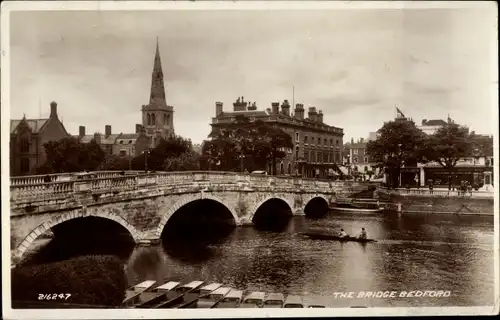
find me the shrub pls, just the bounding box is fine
[12,255,127,307]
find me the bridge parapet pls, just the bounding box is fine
[10,171,373,204]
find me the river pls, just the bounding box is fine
[25,212,495,308]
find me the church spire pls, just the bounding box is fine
[149,37,167,108]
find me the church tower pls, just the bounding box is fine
[141,38,175,146]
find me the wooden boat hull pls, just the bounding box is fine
[331,206,382,213]
[302,233,376,242]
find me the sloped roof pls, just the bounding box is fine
[11,119,49,134]
[77,133,121,145]
[116,133,141,144]
[422,119,447,126]
[218,110,268,118]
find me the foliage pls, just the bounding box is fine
[366,120,427,187]
[131,135,194,171]
[424,122,473,169]
[98,154,133,171]
[471,134,493,158]
[37,137,105,174]
[202,119,293,174]
[423,122,474,188]
[164,150,200,171]
[12,255,127,307]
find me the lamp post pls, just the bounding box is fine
[239,153,246,173]
[143,149,150,172]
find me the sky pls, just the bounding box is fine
[8,5,498,144]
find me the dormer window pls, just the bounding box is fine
[128,140,133,144]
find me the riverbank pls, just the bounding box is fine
[377,189,495,215]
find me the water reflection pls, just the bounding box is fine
[24,212,494,307]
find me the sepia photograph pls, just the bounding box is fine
[1,1,498,319]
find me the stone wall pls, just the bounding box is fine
[378,189,494,215]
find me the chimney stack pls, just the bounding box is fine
[271,102,280,115]
[79,126,86,137]
[215,101,223,117]
[308,107,318,121]
[281,100,290,116]
[247,101,257,111]
[233,96,248,112]
[266,107,272,114]
[317,110,324,123]
[50,101,58,118]
[94,132,101,144]
[294,103,304,119]
[105,125,112,137]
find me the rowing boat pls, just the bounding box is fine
[134,281,180,308]
[122,280,157,306]
[302,232,376,242]
[153,280,204,308]
[178,282,223,308]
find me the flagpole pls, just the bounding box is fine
[293,86,295,108]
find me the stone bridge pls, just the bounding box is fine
[10,171,377,262]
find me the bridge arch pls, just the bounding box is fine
[249,196,294,219]
[155,193,238,238]
[304,195,330,217]
[14,210,140,262]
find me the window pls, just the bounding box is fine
[295,132,299,142]
[324,138,327,146]
[364,157,368,163]
[20,138,29,153]
[353,149,358,155]
[164,114,167,125]
[364,166,368,172]
[280,162,284,174]
[311,137,315,145]
[21,158,30,173]
[119,140,124,144]
[304,136,308,144]
[288,163,291,174]
[353,156,358,163]
[295,146,299,159]
[147,113,151,125]
[317,151,321,163]
[151,114,156,125]
[311,152,315,162]
[304,151,309,162]
[324,153,328,163]
[336,139,339,146]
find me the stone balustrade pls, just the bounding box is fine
[9,171,363,204]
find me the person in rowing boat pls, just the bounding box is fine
[338,229,349,238]
[357,228,367,240]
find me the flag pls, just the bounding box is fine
[396,107,405,118]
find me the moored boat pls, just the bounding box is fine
[195,287,232,308]
[215,289,244,308]
[153,280,204,308]
[331,203,383,213]
[134,281,180,308]
[122,280,157,306]
[302,232,376,242]
[283,295,304,308]
[263,293,285,308]
[308,304,326,308]
[178,282,223,308]
[240,291,265,308]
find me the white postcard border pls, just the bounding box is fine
[1,1,498,319]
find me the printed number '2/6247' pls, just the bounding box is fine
[38,293,72,300]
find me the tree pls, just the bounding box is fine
[131,135,193,171]
[37,137,105,174]
[366,119,427,188]
[203,119,293,174]
[424,122,474,189]
[98,154,133,171]
[164,150,200,171]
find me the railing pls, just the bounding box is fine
[10,171,147,186]
[377,187,494,199]
[9,171,367,203]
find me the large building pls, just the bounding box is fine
[76,39,174,155]
[209,97,344,178]
[343,134,381,179]
[392,109,494,189]
[10,101,70,176]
